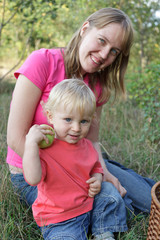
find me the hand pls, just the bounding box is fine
[26,124,54,146]
[86,176,102,198]
[103,169,127,197]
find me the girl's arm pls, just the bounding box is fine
[86,106,127,197]
[7,74,42,158]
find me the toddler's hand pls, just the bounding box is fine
[26,124,53,146]
[86,175,102,198]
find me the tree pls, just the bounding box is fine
[120,0,160,70]
[0,0,160,81]
[0,0,58,81]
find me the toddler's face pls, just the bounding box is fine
[49,105,93,144]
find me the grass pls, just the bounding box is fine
[100,100,159,181]
[0,80,159,239]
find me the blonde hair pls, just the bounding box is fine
[43,79,96,119]
[64,8,134,103]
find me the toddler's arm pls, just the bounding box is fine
[86,173,102,198]
[23,124,53,185]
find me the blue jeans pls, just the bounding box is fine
[10,173,37,206]
[91,182,127,234]
[40,212,91,240]
[40,182,127,239]
[102,153,156,216]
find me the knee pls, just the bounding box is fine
[94,182,125,209]
[100,182,122,200]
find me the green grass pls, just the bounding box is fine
[100,100,159,181]
[0,81,159,239]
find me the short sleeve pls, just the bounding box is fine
[14,49,50,91]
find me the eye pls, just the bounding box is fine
[110,48,119,56]
[81,119,89,124]
[98,38,105,45]
[65,118,72,122]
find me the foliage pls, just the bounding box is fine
[0,0,58,51]
[123,0,160,70]
[0,0,160,72]
[127,63,160,144]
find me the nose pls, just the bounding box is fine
[100,46,110,60]
[72,122,80,132]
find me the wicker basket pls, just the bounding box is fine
[147,181,160,240]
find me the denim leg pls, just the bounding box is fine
[40,212,91,240]
[10,173,37,206]
[91,182,128,236]
[103,155,156,215]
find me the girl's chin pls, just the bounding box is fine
[81,67,98,74]
[81,62,99,74]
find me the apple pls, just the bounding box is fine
[39,124,55,149]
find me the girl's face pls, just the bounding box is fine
[79,22,124,75]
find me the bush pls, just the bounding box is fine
[127,63,160,144]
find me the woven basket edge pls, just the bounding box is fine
[151,181,160,209]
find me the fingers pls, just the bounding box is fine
[103,172,127,197]
[114,180,127,197]
[88,191,96,198]
[27,124,51,145]
[88,187,100,198]
[39,124,54,135]
[86,177,101,189]
[31,124,53,137]
[87,177,101,198]
[86,176,96,184]
[119,186,127,197]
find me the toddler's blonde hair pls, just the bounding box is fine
[43,79,96,120]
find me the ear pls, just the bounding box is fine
[46,111,53,124]
[80,21,90,36]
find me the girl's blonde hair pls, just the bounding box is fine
[43,79,96,119]
[64,8,134,103]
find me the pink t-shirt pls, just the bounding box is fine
[7,48,105,168]
[30,138,103,226]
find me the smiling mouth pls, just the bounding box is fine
[69,134,79,138]
[90,55,101,65]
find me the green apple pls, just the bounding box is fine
[39,124,55,149]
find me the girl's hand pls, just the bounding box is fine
[103,170,127,197]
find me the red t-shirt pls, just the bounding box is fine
[32,138,103,227]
